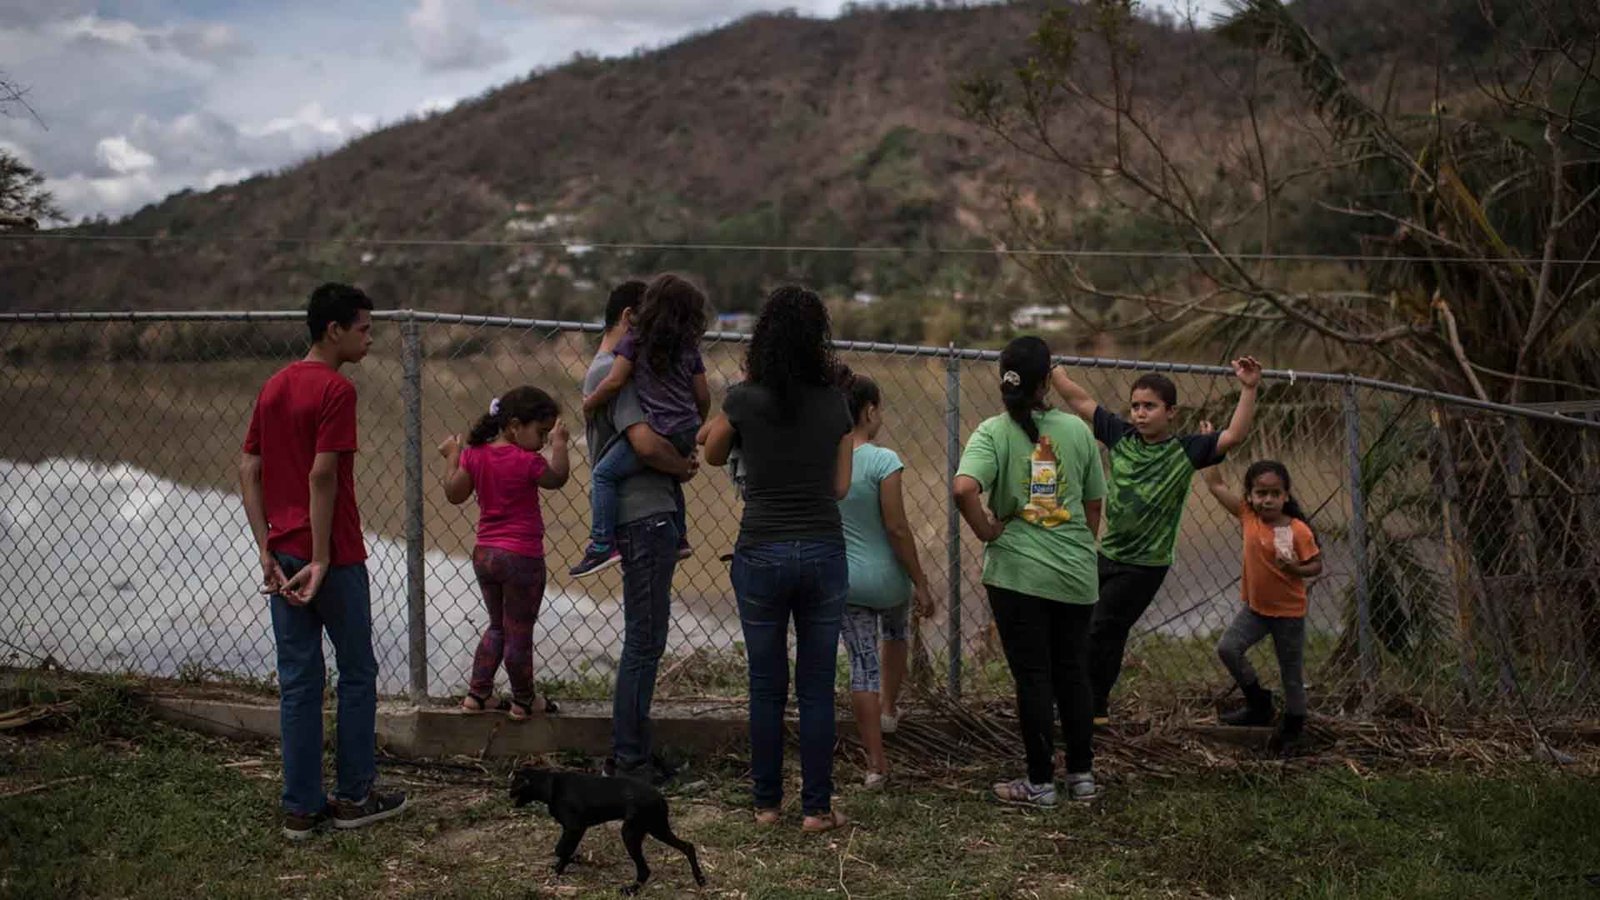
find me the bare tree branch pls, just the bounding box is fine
[1433,292,1491,402]
[1511,118,1568,402]
[0,73,46,130]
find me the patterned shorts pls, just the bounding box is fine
[840,603,910,693]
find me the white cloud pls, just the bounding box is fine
[60,15,145,49]
[4,103,379,218]
[0,138,32,166]
[201,168,252,190]
[245,102,347,140]
[415,96,458,117]
[407,0,508,72]
[49,170,165,218]
[59,15,248,65]
[95,136,156,175]
[167,22,249,64]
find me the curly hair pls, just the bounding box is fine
[633,273,708,376]
[467,385,560,446]
[746,285,838,413]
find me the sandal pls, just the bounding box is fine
[801,810,850,833]
[754,808,781,827]
[508,696,559,721]
[460,693,510,713]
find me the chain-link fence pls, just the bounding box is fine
[2,309,1597,721]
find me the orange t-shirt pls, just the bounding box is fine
[1238,506,1320,618]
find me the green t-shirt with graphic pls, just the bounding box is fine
[956,410,1106,605]
[1093,406,1225,567]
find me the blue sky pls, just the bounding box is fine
[0,1,1223,220]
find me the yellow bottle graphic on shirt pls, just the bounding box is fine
[1021,436,1071,527]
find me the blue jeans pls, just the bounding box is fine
[732,539,848,816]
[589,434,689,549]
[269,554,378,815]
[611,513,679,770]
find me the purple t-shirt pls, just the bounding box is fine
[614,333,705,436]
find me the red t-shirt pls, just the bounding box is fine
[1238,506,1319,618]
[459,442,548,559]
[243,360,367,565]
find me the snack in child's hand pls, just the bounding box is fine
[1273,524,1295,563]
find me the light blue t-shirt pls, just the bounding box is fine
[839,443,912,610]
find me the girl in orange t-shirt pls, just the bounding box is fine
[1199,448,1322,752]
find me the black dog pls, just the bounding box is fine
[509,766,706,895]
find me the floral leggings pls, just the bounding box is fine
[468,546,546,705]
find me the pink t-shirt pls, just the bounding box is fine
[459,442,549,558]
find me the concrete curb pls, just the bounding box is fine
[146,695,750,759]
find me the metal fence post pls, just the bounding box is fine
[401,313,428,700]
[1504,422,1550,682]
[1342,381,1376,696]
[1579,412,1600,695]
[945,344,962,698]
[1430,405,1480,705]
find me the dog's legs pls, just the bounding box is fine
[619,820,651,895]
[648,819,705,887]
[553,824,586,875]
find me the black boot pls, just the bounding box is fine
[1220,682,1274,726]
[1268,713,1306,754]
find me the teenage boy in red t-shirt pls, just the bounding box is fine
[240,283,407,840]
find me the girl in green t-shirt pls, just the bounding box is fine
[954,336,1107,807]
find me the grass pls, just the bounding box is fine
[2,686,1598,898]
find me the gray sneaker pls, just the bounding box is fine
[1064,772,1103,802]
[330,790,409,830]
[993,778,1057,808]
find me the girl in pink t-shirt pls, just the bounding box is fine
[438,386,570,720]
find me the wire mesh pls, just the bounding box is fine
[1,311,1596,720]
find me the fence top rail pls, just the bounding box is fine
[3,307,1596,429]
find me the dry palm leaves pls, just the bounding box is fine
[0,700,76,732]
[835,687,1599,781]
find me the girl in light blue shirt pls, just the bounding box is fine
[837,374,934,789]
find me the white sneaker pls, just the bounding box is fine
[863,772,888,790]
[880,707,903,734]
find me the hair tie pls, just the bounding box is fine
[489,397,502,417]
[1000,370,1022,387]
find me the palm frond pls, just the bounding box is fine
[1215,0,1420,180]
